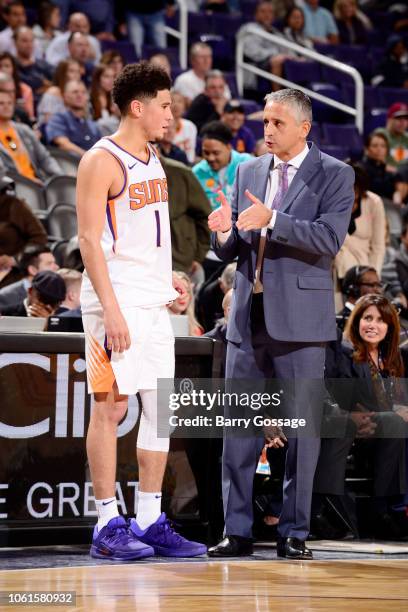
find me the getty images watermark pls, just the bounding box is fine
[157,378,313,438]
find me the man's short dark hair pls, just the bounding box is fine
[19,245,51,276]
[3,1,24,15]
[112,61,172,115]
[200,120,233,145]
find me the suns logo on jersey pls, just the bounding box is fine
[129,179,168,211]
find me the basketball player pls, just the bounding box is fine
[76,62,207,560]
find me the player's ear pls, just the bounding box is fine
[129,99,143,117]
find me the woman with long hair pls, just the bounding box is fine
[33,1,61,57]
[0,51,34,121]
[90,64,115,120]
[168,271,204,336]
[313,294,408,540]
[37,59,81,125]
[100,50,124,80]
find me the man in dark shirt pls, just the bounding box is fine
[15,26,54,99]
[221,101,256,154]
[45,80,101,156]
[186,70,228,132]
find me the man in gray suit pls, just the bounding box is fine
[207,89,355,559]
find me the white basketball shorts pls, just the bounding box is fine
[82,305,175,395]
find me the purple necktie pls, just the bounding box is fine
[253,162,290,293]
[271,162,290,210]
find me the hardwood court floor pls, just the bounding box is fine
[1,559,407,611]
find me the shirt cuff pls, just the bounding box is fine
[268,210,277,230]
[217,228,232,245]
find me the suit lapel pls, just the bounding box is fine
[252,154,272,205]
[279,143,321,214]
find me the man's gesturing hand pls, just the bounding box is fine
[208,190,232,232]
[104,306,131,353]
[236,190,273,231]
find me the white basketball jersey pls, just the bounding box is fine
[81,137,178,313]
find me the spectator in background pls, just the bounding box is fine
[149,53,171,77]
[45,80,101,156]
[45,12,101,66]
[382,222,408,310]
[37,58,81,126]
[359,132,408,206]
[1,269,66,318]
[335,163,386,281]
[372,35,408,89]
[32,1,62,58]
[0,245,58,307]
[0,176,47,289]
[395,224,408,304]
[193,120,252,210]
[197,262,236,331]
[204,287,233,376]
[0,70,33,127]
[283,6,314,51]
[171,90,197,164]
[238,1,288,90]
[375,103,408,169]
[221,101,256,154]
[64,31,94,85]
[0,1,28,56]
[186,70,229,132]
[0,90,62,182]
[61,0,116,40]
[168,270,204,336]
[90,63,115,120]
[158,122,189,165]
[100,49,124,79]
[14,26,54,99]
[337,265,384,328]
[158,150,211,274]
[0,52,34,121]
[57,267,82,312]
[333,0,369,45]
[126,1,175,59]
[173,42,230,106]
[302,0,339,44]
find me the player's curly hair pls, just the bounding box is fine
[112,61,172,115]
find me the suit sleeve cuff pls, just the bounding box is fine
[268,210,277,230]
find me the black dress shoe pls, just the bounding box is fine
[208,535,253,557]
[276,537,313,560]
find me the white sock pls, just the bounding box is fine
[136,491,162,530]
[95,497,119,531]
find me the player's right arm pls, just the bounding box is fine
[76,148,130,353]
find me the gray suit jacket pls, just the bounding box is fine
[0,122,62,181]
[212,143,355,344]
[0,278,28,309]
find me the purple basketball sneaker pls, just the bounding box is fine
[91,516,154,560]
[130,513,207,557]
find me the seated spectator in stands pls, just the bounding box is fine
[282,6,314,51]
[372,34,408,89]
[193,120,252,210]
[168,271,204,336]
[0,90,62,182]
[170,90,197,164]
[221,101,256,154]
[394,223,408,304]
[37,58,81,126]
[126,1,175,59]
[33,1,62,58]
[0,245,58,307]
[45,80,101,156]
[375,103,408,169]
[186,71,229,132]
[381,222,408,310]
[204,288,233,374]
[157,149,211,274]
[63,31,95,85]
[45,12,101,66]
[314,294,408,541]
[57,267,82,313]
[158,122,189,165]
[0,71,32,126]
[0,176,47,288]
[302,0,339,44]
[197,262,236,331]
[149,53,171,77]
[0,1,34,57]
[335,163,386,281]
[90,63,115,120]
[14,27,54,100]
[0,269,66,318]
[100,49,124,80]
[238,1,288,90]
[0,52,34,121]
[337,265,384,329]
[333,0,369,45]
[173,42,230,107]
[65,0,116,40]
[360,132,408,207]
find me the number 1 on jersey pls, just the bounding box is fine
[155,210,161,247]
